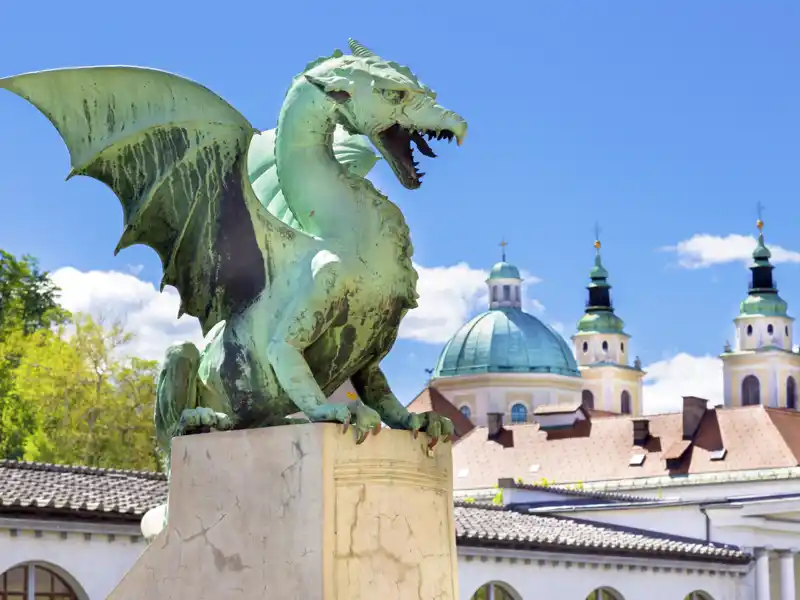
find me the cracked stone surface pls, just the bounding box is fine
[107,423,458,599]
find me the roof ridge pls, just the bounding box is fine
[0,459,167,481]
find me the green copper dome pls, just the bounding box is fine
[488,261,521,280]
[433,308,580,378]
[576,311,625,334]
[739,293,788,317]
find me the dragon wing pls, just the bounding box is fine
[0,66,299,335]
[247,126,379,230]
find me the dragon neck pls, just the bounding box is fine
[275,79,406,241]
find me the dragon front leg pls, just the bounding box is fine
[352,363,454,449]
[264,252,381,444]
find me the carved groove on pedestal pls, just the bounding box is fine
[334,460,449,490]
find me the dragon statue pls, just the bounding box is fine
[0,39,466,463]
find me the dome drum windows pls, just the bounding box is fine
[582,389,595,410]
[510,403,528,424]
[582,341,589,354]
[768,323,774,335]
[601,340,609,352]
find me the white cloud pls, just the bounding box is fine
[663,234,800,269]
[51,267,204,361]
[51,262,548,360]
[642,353,723,414]
[400,262,543,344]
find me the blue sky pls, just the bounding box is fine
[1,1,799,411]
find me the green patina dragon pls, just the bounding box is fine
[0,40,466,461]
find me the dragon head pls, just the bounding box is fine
[303,39,467,190]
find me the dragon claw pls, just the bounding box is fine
[404,411,454,448]
[176,407,233,436]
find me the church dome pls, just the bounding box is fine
[433,308,580,378]
[488,261,521,280]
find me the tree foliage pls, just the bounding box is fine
[0,249,162,471]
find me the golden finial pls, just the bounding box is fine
[499,239,508,261]
[756,201,765,232]
[594,239,601,250]
[593,222,602,250]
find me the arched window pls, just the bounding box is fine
[747,324,753,336]
[788,377,797,410]
[619,390,633,415]
[459,405,472,419]
[582,389,595,410]
[1,564,79,599]
[620,342,624,352]
[620,390,632,415]
[602,340,609,352]
[684,592,714,600]
[586,588,624,600]
[582,341,588,353]
[742,375,761,406]
[470,582,519,600]
[510,403,528,424]
[502,285,510,301]
[768,323,774,335]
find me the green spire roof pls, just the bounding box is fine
[739,219,789,318]
[576,238,626,334]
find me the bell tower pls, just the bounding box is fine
[721,211,800,409]
[571,229,645,415]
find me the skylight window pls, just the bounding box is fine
[709,448,728,462]
[629,454,646,467]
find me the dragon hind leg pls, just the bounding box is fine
[155,341,232,466]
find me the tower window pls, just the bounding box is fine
[514,287,520,302]
[582,389,594,410]
[492,286,498,301]
[459,405,472,419]
[768,324,774,335]
[582,341,588,353]
[747,324,753,336]
[742,375,761,406]
[602,340,608,352]
[620,391,632,415]
[503,285,510,301]
[787,326,790,336]
[788,377,797,410]
[510,403,528,424]
[620,342,625,352]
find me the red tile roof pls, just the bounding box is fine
[452,404,800,490]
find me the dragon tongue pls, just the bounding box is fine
[410,131,437,158]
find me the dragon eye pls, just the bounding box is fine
[379,89,407,104]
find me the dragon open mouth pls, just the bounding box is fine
[377,124,457,190]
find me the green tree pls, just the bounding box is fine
[3,314,162,471]
[0,250,68,336]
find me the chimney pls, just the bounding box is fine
[487,412,504,439]
[632,418,650,446]
[486,412,514,448]
[682,396,708,440]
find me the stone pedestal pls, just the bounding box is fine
[107,424,459,599]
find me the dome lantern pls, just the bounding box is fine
[487,240,523,310]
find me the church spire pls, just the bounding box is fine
[739,207,788,318]
[586,227,612,312]
[576,228,624,334]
